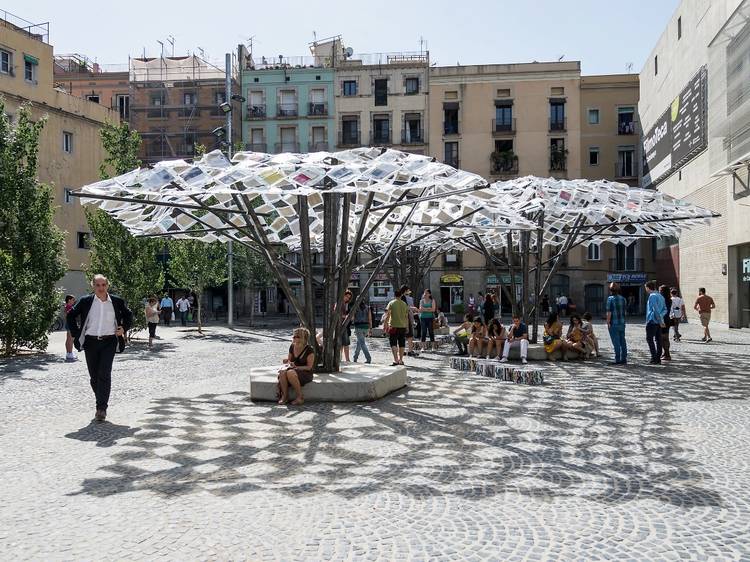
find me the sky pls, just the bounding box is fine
[11,0,679,75]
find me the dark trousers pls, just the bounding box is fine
[420,317,435,342]
[83,336,117,410]
[645,322,662,363]
[180,310,188,326]
[161,307,172,326]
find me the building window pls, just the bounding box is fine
[617,106,635,134]
[77,232,90,250]
[587,242,601,261]
[444,141,459,168]
[550,138,566,171]
[215,91,226,104]
[151,95,163,106]
[279,126,297,152]
[341,117,359,145]
[0,49,11,74]
[373,280,391,298]
[444,103,459,135]
[403,113,422,143]
[24,59,37,83]
[677,16,682,40]
[654,55,658,75]
[616,146,636,177]
[342,80,357,96]
[116,94,130,120]
[63,131,73,154]
[588,108,600,124]
[550,100,566,130]
[589,147,599,166]
[374,78,388,106]
[183,92,197,105]
[278,89,298,117]
[311,125,326,151]
[372,115,390,144]
[85,94,100,103]
[405,77,419,95]
[64,188,73,204]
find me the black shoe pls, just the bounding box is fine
[94,409,106,422]
[649,359,661,365]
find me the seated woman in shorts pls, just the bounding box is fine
[278,327,315,406]
[565,314,588,358]
[485,318,507,359]
[468,317,487,357]
[543,312,568,356]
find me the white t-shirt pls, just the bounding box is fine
[176,298,190,312]
[85,295,117,337]
[670,296,684,319]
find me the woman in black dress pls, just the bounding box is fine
[278,327,316,405]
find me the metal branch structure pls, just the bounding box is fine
[74,148,718,364]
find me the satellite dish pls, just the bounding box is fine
[344,47,354,58]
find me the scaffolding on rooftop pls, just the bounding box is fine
[0,9,49,44]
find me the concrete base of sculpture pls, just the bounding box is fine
[249,363,407,402]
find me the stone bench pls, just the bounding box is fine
[463,343,590,362]
[249,363,407,402]
[449,357,544,385]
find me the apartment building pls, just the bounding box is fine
[0,12,115,296]
[335,51,429,154]
[53,54,130,121]
[238,39,336,153]
[639,0,750,327]
[128,55,240,164]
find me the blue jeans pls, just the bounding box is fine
[353,328,371,363]
[645,322,662,362]
[608,324,627,363]
[420,317,435,342]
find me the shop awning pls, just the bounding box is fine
[440,274,463,284]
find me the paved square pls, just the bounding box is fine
[1,321,749,560]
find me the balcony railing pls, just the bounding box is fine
[177,106,199,118]
[401,128,424,144]
[370,130,392,145]
[146,108,168,119]
[549,154,567,171]
[443,122,459,135]
[609,258,645,272]
[310,141,329,151]
[308,102,328,117]
[491,156,519,176]
[245,142,267,152]
[492,118,516,135]
[277,103,299,117]
[549,117,567,132]
[246,104,266,119]
[618,120,636,135]
[614,162,637,178]
[274,142,300,153]
[337,131,361,147]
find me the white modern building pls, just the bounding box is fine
[639,0,750,327]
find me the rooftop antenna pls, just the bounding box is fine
[557,54,565,61]
[167,35,175,56]
[197,46,206,59]
[157,40,165,59]
[626,62,634,72]
[419,35,425,56]
[312,30,317,44]
[247,36,255,55]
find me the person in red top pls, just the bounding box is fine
[693,287,716,343]
[64,295,77,362]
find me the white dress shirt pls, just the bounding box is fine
[85,294,117,337]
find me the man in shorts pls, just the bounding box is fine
[383,287,409,366]
[693,287,716,343]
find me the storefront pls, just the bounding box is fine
[485,274,522,314]
[607,272,646,315]
[729,243,750,328]
[440,274,464,313]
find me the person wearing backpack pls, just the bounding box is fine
[352,299,373,363]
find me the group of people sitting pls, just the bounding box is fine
[541,311,599,359]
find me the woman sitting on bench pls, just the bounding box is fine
[277,327,315,406]
[543,312,568,356]
[565,314,588,358]
[468,317,487,357]
[485,318,507,359]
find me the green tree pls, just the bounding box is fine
[168,239,227,333]
[234,244,274,326]
[0,102,66,356]
[87,122,163,330]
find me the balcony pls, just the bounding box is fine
[277,103,299,118]
[614,162,637,179]
[618,120,636,135]
[245,142,267,152]
[308,102,328,117]
[246,104,266,119]
[401,129,424,144]
[443,122,459,136]
[310,141,329,151]
[370,130,392,146]
[549,117,567,132]
[274,142,300,153]
[490,153,519,177]
[609,258,645,272]
[337,131,361,147]
[549,153,567,172]
[492,118,516,135]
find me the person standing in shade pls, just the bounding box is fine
[483,292,495,325]
[669,288,685,341]
[606,282,628,365]
[67,274,133,422]
[339,290,353,362]
[401,286,418,357]
[159,293,174,326]
[558,294,569,317]
[418,288,437,351]
[645,281,667,364]
[541,295,550,315]
[659,285,673,361]
[694,287,716,343]
[175,294,191,327]
[499,315,529,364]
[352,299,372,364]
[145,297,160,348]
[64,295,77,362]
[383,287,409,366]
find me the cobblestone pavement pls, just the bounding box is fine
[1,320,749,560]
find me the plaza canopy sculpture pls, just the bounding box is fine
[74,147,718,366]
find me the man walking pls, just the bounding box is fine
[606,282,628,365]
[694,287,716,342]
[67,274,133,422]
[383,287,409,366]
[669,288,685,342]
[176,293,191,327]
[160,293,174,326]
[644,281,667,364]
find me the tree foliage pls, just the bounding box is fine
[87,122,163,329]
[168,239,227,332]
[233,243,274,325]
[0,102,66,355]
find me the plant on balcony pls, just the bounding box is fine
[491,150,518,173]
[550,147,568,171]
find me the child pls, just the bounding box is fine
[452,313,472,356]
[581,312,599,358]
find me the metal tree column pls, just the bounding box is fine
[321,193,340,373]
[225,52,234,328]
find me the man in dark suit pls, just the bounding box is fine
[67,274,133,422]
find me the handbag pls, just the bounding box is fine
[187,311,193,322]
[171,311,176,322]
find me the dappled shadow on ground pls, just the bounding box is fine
[0,354,67,385]
[181,332,267,345]
[70,347,750,507]
[65,421,140,448]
